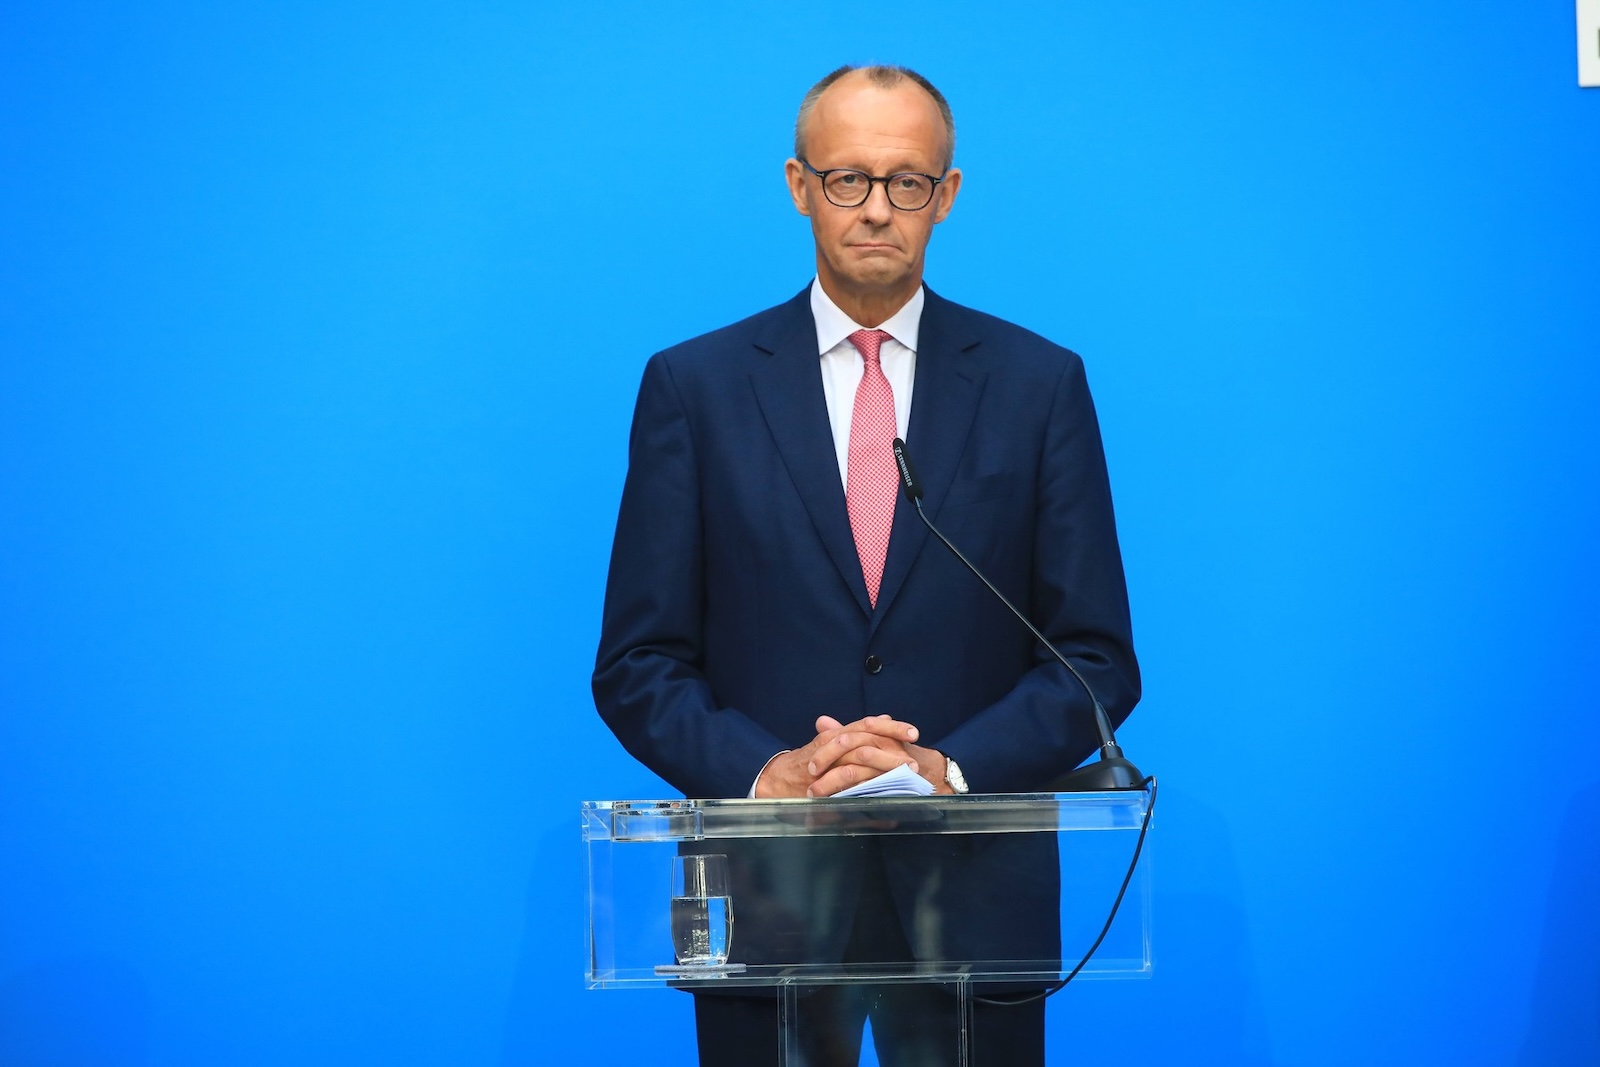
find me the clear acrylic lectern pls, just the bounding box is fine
[583,792,1152,1065]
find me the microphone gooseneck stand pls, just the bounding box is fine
[889,437,1145,791]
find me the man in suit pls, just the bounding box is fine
[593,64,1139,1066]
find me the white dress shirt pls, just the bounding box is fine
[811,278,922,488]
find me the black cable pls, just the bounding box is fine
[975,775,1159,1006]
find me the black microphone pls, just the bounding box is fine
[890,437,1145,792]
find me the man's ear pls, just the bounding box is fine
[932,167,962,224]
[784,158,812,217]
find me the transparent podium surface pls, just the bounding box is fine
[583,792,1153,991]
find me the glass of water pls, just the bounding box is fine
[670,853,733,967]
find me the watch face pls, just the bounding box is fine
[945,759,969,794]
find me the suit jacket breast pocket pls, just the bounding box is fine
[941,471,1019,509]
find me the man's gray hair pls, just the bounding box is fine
[794,65,956,173]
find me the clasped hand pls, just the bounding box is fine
[754,714,949,799]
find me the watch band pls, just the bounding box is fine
[943,756,970,795]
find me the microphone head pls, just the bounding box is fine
[891,438,923,501]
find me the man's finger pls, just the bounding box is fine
[836,747,918,777]
[806,729,900,775]
[818,714,920,743]
[807,732,916,776]
[807,762,870,798]
[852,714,919,742]
[807,750,916,797]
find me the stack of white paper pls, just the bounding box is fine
[832,762,934,799]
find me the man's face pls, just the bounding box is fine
[785,75,962,310]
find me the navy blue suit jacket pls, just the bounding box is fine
[594,285,1139,800]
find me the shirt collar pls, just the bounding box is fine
[810,278,924,356]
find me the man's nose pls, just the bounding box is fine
[859,180,894,224]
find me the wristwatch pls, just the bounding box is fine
[943,756,970,795]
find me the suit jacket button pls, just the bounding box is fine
[864,655,883,674]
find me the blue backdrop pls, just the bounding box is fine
[3,2,1597,1064]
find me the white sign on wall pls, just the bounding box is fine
[1582,0,1600,86]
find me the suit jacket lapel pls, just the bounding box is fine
[871,289,986,631]
[749,290,875,616]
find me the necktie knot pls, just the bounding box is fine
[849,329,891,366]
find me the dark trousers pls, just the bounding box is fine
[692,854,1046,1067]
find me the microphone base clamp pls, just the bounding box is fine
[1046,752,1147,793]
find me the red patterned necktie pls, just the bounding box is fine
[845,329,897,606]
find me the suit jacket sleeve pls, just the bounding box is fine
[591,352,786,799]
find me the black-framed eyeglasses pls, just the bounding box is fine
[799,158,946,212]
